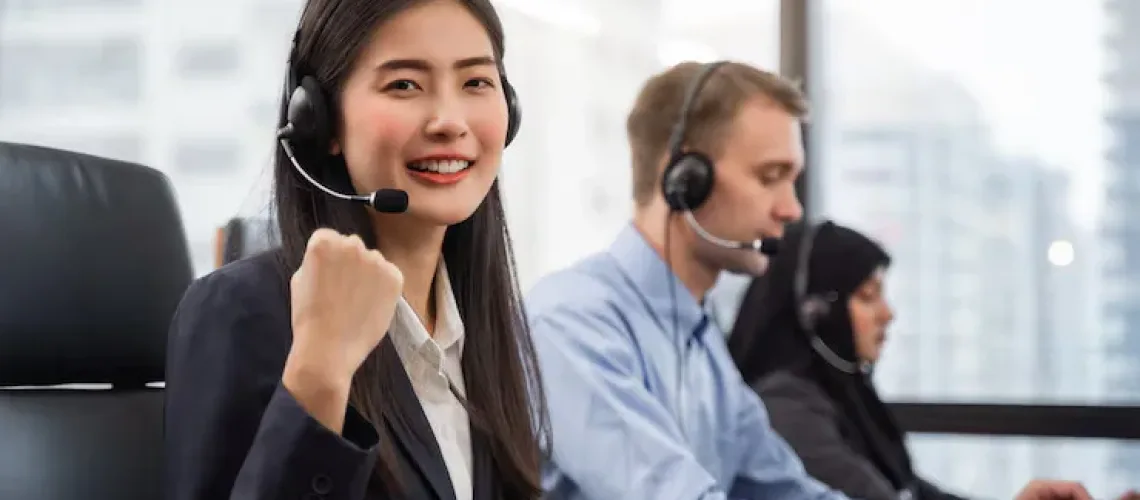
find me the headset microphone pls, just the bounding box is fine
[681,212,781,256]
[276,125,409,214]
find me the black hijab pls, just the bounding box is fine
[727,220,916,491]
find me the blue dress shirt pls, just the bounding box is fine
[526,225,847,500]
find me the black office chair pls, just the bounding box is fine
[0,142,192,499]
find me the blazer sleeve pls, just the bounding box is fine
[756,375,898,500]
[164,263,382,500]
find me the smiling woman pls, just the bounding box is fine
[163,1,548,499]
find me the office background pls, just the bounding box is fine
[0,0,1136,496]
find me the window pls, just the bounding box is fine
[176,41,240,79]
[494,0,780,289]
[0,0,139,13]
[0,38,141,112]
[248,0,303,38]
[814,0,1137,491]
[174,139,241,175]
[249,99,280,127]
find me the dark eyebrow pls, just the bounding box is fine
[454,56,497,70]
[376,56,497,73]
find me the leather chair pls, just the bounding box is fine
[0,142,193,499]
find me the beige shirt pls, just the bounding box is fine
[388,262,472,500]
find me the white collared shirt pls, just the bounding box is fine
[388,262,472,500]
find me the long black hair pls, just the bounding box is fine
[271,0,549,497]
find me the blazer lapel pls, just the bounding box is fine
[378,340,457,500]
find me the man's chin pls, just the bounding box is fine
[721,253,770,277]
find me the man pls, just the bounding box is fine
[526,61,1096,500]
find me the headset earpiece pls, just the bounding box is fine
[503,77,521,147]
[662,152,715,211]
[284,75,333,148]
[798,292,836,331]
[660,62,726,212]
[793,222,862,374]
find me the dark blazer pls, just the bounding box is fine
[165,250,501,500]
[756,371,967,500]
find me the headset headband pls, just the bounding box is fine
[666,61,727,163]
[793,221,823,308]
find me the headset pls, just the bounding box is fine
[275,25,522,213]
[793,221,868,374]
[659,61,785,443]
[660,61,780,256]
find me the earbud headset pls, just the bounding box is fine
[793,221,868,374]
[660,61,780,256]
[275,24,522,213]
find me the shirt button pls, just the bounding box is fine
[311,473,332,494]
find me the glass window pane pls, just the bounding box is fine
[0,39,141,112]
[174,139,241,174]
[811,2,1140,489]
[814,0,1134,404]
[814,0,1140,489]
[493,0,779,290]
[0,0,303,277]
[176,41,241,79]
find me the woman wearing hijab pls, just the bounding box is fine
[727,220,967,500]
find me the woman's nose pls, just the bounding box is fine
[423,97,470,141]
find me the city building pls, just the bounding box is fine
[1102,0,1140,489]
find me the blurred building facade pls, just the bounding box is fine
[1102,0,1140,488]
[813,8,1110,495]
[0,0,299,273]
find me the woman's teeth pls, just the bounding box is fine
[407,159,471,174]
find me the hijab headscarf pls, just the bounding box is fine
[726,220,915,491]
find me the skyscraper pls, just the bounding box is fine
[1102,0,1140,487]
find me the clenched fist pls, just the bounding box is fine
[282,228,403,432]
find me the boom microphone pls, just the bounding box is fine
[681,211,781,256]
[276,126,409,214]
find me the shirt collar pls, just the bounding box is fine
[389,260,465,378]
[608,224,710,341]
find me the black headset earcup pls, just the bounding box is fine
[286,75,332,147]
[799,295,833,331]
[504,79,521,147]
[662,152,715,211]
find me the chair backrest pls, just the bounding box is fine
[0,142,193,500]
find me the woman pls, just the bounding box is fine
[164,1,549,499]
[727,220,966,500]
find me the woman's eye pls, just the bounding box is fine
[384,79,420,92]
[465,78,495,89]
